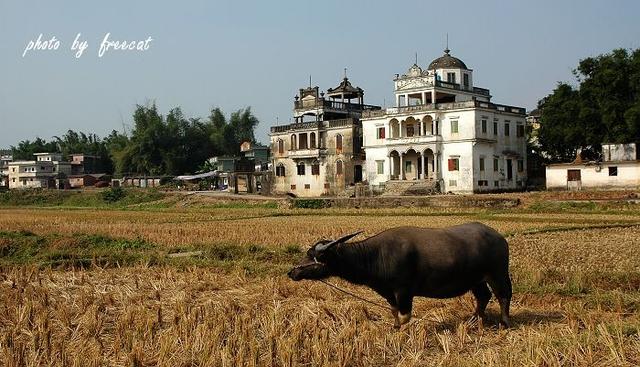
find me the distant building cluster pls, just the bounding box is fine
[1,153,109,190]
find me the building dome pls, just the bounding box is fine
[427,48,468,70]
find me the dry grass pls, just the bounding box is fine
[0,204,639,366]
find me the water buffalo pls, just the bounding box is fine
[288,222,512,328]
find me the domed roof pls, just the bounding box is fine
[427,48,468,70]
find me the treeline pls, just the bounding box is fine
[10,104,260,176]
[537,48,640,162]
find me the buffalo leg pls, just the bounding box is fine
[395,291,414,327]
[487,275,512,328]
[471,282,492,319]
[378,290,400,329]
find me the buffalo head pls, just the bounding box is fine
[287,231,362,281]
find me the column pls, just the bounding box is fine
[388,156,393,180]
[422,92,427,105]
[399,153,405,180]
[404,94,409,106]
[431,90,436,104]
[396,95,400,107]
[421,152,426,180]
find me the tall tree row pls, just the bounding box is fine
[537,48,640,162]
[10,104,260,176]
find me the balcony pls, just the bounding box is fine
[287,148,326,159]
[294,98,381,112]
[385,134,440,146]
[361,100,526,118]
[271,121,322,133]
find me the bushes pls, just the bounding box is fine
[292,199,328,209]
[102,186,126,203]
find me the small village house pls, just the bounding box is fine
[546,143,640,190]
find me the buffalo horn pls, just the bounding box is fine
[315,231,363,252]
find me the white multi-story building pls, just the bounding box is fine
[361,48,527,194]
[7,153,72,189]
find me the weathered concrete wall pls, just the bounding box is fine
[293,195,520,209]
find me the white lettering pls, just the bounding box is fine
[70,33,88,58]
[98,33,153,58]
[22,34,60,57]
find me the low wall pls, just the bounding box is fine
[294,196,520,209]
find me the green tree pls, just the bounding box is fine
[538,48,640,161]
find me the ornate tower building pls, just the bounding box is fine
[269,74,381,197]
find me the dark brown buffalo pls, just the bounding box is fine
[288,222,512,328]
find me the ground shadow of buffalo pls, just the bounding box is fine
[428,310,565,332]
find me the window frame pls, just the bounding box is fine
[336,160,343,175]
[297,162,306,176]
[376,160,384,175]
[450,120,459,134]
[448,157,460,171]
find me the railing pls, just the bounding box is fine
[435,80,461,90]
[288,148,327,158]
[385,134,440,145]
[270,121,322,133]
[434,80,491,96]
[328,118,356,128]
[270,118,357,133]
[361,100,526,118]
[473,87,490,96]
[294,98,381,112]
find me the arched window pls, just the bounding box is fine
[276,163,285,177]
[311,160,320,175]
[297,162,306,176]
[299,133,308,149]
[336,160,343,175]
[277,139,284,154]
[336,134,343,153]
[290,134,297,151]
[310,132,317,149]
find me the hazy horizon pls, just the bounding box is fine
[1,0,639,148]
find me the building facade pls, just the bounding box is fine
[269,76,381,196]
[361,49,527,194]
[8,153,72,189]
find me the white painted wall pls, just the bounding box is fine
[362,107,527,194]
[546,162,640,190]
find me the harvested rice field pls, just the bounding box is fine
[0,191,639,366]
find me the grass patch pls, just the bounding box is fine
[0,188,165,208]
[0,230,156,267]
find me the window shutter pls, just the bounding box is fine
[448,159,455,171]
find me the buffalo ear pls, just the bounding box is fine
[315,231,363,252]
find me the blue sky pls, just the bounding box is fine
[1,0,639,148]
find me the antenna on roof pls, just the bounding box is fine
[344,67,347,79]
[445,33,450,54]
[415,52,418,65]
[309,75,312,88]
